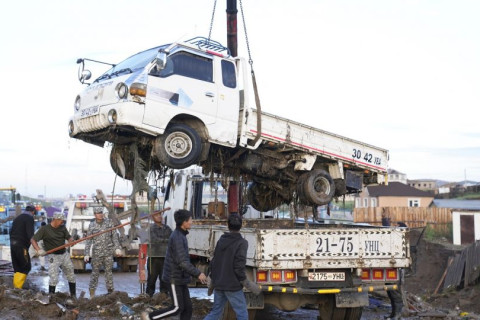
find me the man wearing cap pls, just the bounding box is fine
[144,210,172,297]
[142,209,207,320]
[31,212,77,298]
[9,204,36,289]
[84,206,122,297]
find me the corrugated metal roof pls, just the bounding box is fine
[432,199,480,210]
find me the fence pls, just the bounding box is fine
[353,207,452,232]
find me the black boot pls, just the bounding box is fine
[49,285,56,294]
[68,282,76,298]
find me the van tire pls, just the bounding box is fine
[299,169,335,206]
[155,124,202,169]
[110,144,134,180]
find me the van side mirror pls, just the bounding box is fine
[155,50,167,70]
[77,58,92,84]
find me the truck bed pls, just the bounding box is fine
[188,221,410,269]
[240,108,388,174]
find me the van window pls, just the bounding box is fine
[152,51,213,82]
[221,60,236,88]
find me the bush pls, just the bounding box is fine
[424,222,453,242]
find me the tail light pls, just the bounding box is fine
[270,271,282,282]
[372,269,384,280]
[386,268,398,280]
[361,269,371,280]
[255,270,297,284]
[256,270,268,283]
[75,202,87,208]
[284,270,296,282]
[114,202,124,208]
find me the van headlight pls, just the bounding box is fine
[108,109,117,124]
[115,82,128,99]
[74,95,81,111]
[68,120,74,136]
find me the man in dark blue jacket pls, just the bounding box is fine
[204,213,251,320]
[142,209,207,320]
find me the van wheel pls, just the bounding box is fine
[247,182,283,212]
[110,145,134,180]
[298,169,335,206]
[155,124,202,169]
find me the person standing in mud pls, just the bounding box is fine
[204,213,260,320]
[145,210,172,297]
[385,221,407,319]
[142,209,207,320]
[9,204,36,289]
[84,206,122,297]
[31,212,77,298]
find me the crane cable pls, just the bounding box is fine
[207,0,262,146]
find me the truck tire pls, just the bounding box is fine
[318,295,362,320]
[247,182,283,212]
[299,169,335,206]
[110,145,134,180]
[155,124,202,169]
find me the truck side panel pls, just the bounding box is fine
[188,225,410,269]
[241,108,388,173]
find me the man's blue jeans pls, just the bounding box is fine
[204,289,248,320]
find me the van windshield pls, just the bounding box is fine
[94,45,169,82]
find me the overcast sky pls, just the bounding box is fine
[1,0,479,198]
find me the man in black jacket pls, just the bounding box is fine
[10,205,36,289]
[142,209,207,320]
[204,213,250,320]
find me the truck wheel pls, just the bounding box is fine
[110,145,134,180]
[155,124,202,169]
[247,182,283,212]
[299,169,335,206]
[318,295,362,320]
[345,307,362,320]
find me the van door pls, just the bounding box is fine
[143,50,217,130]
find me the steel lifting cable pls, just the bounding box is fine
[239,0,262,146]
[208,0,218,42]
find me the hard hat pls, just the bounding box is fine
[53,212,66,220]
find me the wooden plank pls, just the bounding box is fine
[434,257,453,294]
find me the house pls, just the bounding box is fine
[407,179,437,195]
[387,169,407,184]
[355,182,434,208]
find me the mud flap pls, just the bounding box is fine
[335,292,369,308]
[245,292,264,309]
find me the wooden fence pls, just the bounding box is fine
[353,207,452,231]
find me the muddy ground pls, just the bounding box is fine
[1,231,480,320]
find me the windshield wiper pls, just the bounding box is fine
[111,68,133,77]
[94,73,112,83]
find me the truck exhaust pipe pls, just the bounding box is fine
[226,0,238,57]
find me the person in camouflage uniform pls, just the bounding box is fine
[146,210,172,297]
[31,212,76,298]
[84,206,122,297]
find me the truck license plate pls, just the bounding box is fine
[80,105,99,118]
[308,272,345,281]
